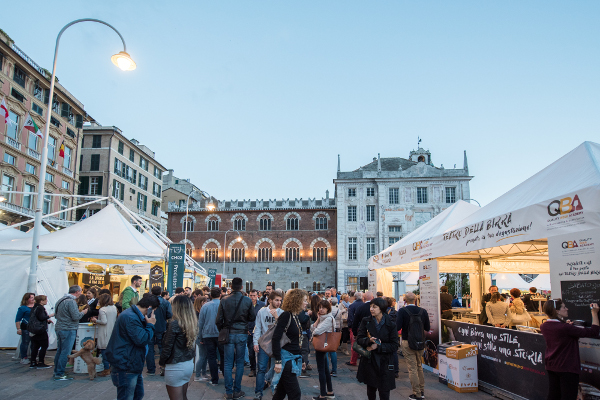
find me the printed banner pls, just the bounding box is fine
[207,268,217,288]
[82,272,108,287]
[149,263,165,292]
[65,260,151,275]
[167,244,185,295]
[443,320,547,400]
[419,259,440,372]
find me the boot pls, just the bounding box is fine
[98,368,111,377]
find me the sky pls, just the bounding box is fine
[3,1,599,206]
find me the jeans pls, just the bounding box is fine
[224,333,246,394]
[272,360,301,400]
[145,331,163,373]
[20,329,31,359]
[195,343,207,377]
[99,348,111,370]
[30,333,48,364]
[203,337,222,384]
[315,350,333,396]
[327,351,337,373]
[255,347,275,396]
[247,334,256,371]
[111,369,144,400]
[53,330,76,376]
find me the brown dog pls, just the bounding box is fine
[68,339,102,380]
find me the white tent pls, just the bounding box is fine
[0,204,165,260]
[529,274,551,291]
[493,273,530,290]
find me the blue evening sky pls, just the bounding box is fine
[3,1,599,205]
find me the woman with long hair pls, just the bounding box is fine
[486,292,512,328]
[94,293,118,377]
[541,300,599,400]
[508,288,531,328]
[159,295,199,400]
[311,299,336,399]
[272,288,308,400]
[356,297,399,400]
[15,292,35,364]
[29,295,54,368]
[193,295,207,317]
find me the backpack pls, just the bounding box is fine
[406,307,425,351]
[27,305,46,335]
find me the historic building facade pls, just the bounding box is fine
[334,147,473,291]
[167,195,337,292]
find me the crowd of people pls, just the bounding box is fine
[14,276,600,400]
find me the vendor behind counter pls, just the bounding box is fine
[440,286,454,319]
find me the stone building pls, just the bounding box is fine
[167,195,337,292]
[334,147,473,291]
[78,124,167,230]
[161,170,208,214]
[0,30,92,228]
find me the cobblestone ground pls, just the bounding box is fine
[0,349,494,400]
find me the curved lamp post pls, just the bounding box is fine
[222,229,242,285]
[464,198,481,207]
[27,19,136,292]
[183,189,215,252]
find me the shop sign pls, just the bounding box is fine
[208,268,217,288]
[167,244,185,295]
[82,273,107,287]
[149,263,164,291]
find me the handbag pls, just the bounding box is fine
[352,340,371,359]
[312,316,341,352]
[258,315,292,358]
[218,294,244,345]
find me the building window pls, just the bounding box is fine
[366,205,375,222]
[33,82,44,102]
[246,282,254,292]
[28,131,38,151]
[185,246,192,257]
[290,282,299,289]
[389,237,400,246]
[315,216,328,230]
[13,66,26,87]
[231,247,245,262]
[92,135,102,148]
[138,174,148,191]
[389,188,399,204]
[90,154,100,171]
[446,187,456,203]
[114,158,125,177]
[205,248,218,262]
[347,276,359,293]
[306,267,310,274]
[348,237,357,260]
[137,193,147,211]
[348,188,356,197]
[129,149,135,162]
[258,246,272,262]
[313,245,328,262]
[285,246,300,261]
[366,238,376,259]
[52,95,60,114]
[151,200,160,216]
[90,177,100,195]
[140,157,148,171]
[259,216,272,231]
[48,136,57,161]
[286,216,299,230]
[66,128,75,138]
[61,181,70,190]
[389,226,402,233]
[207,218,219,231]
[45,173,54,183]
[60,198,69,219]
[347,206,357,222]
[64,147,72,169]
[23,183,35,209]
[32,103,43,116]
[234,217,246,231]
[367,187,375,197]
[112,180,124,201]
[7,111,19,140]
[43,193,52,215]
[1,175,14,203]
[25,163,35,175]
[182,217,194,232]
[117,140,124,155]
[3,152,15,165]
[267,281,276,288]
[417,187,428,204]
[50,116,61,128]
[152,182,161,197]
[154,166,162,179]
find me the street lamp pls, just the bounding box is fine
[222,229,241,285]
[464,198,481,207]
[27,19,136,293]
[183,189,214,254]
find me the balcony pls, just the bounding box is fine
[5,136,21,151]
[27,148,41,160]
[0,201,34,218]
[62,166,73,177]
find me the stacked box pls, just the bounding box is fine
[446,344,478,393]
[438,341,462,384]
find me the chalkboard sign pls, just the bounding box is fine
[560,280,600,326]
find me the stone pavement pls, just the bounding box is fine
[0,349,495,400]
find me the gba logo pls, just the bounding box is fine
[413,241,422,251]
[562,240,578,249]
[547,194,583,217]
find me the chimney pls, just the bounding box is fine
[377,153,381,172]
[326,190,329,199]
[463,150,469,174]
[337,154,340,173]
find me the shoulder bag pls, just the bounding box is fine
[258,313,292,358]
[218,294,244,345]
[351,320,371,359]
[312,316,341,352]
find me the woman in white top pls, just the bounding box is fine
[93,293,118,376]
[508,288,531,328]
[328,298,343,376]
[486,292,512,328]
[311,299,336,400]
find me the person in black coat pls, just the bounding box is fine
[351,291,374,336]
[80,288,99,323]
[356,297,399,400]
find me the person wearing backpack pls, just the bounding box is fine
[28,295,54,369]
[396,292,430,400]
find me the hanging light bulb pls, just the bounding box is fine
[111,51,136,71]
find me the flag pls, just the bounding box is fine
[0,98,8,125]
[22,112,42,139]
[59,140,65,158]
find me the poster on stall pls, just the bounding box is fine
[149,263,165,291]
[419,259,440,373]
[66,260,151,275]
[368,270,377,294]
[549,228,600,399]
[208,268,217,288]
[167,244,185,295]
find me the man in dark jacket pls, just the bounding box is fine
[247,289,264,377]
[346,291,363,366]
[397,292,430,400]
[105,295,159,400]
[216,277,255,400]
[440,286,454,320]
[146,286,172,375]
[522,287,539,312]
[352,291,374,335]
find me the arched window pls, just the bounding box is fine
[230,242,245,262]
[234,217,246,231]
[315,214,328,230]
[267,281,276,288]
[207,217,219,231]
[418,155,425,162]
[313,281,317,291]
[286,216,299,230]
[313,241,328,262]
[285,242,300,261]
[260,216,272,231]
[186,245,192,257]
[258,241,272,262]
[290,282,299,289]
[246,281,253,292]
[204,242,219,262]
[182,218,194,232]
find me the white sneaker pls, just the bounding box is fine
[194,375,207,382]
[20,358,29,365]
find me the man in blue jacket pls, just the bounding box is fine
[105,294,160,400]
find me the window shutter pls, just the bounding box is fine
[75,114,83,128]
[114,158,118,174]
[97,176,103,195]
[61,103,69,118]
[78,176,89,195]
[143,195,147,211]
[133,170,137,184]
[44,89,50,105]
[120,183,125,201]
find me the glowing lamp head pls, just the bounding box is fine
[0,195,6,202]
[206,202,215,211]
[236,237,242,242]
[111,51,136,71]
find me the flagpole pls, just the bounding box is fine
[27,19,134,293]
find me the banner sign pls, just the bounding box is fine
[208,268,217,287]
[167,244,185,295]
[66,260,151,275]
[82,273,108,287]
[149,263,164,292]
[419,259,440,372]
[443,320,547,400]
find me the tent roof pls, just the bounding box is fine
[529,274,551,290]
[0,204,165,261]
[494,273,530,289]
